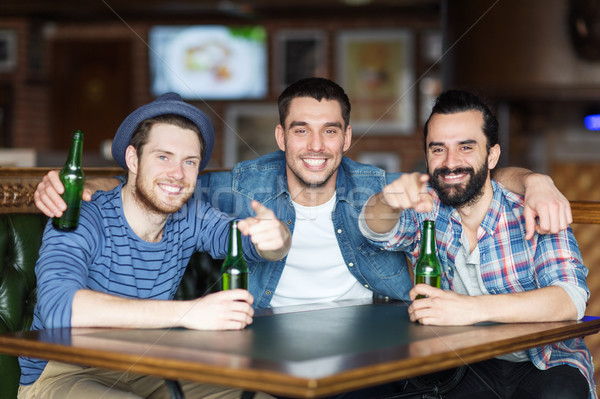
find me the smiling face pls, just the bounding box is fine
[275,97,351,203]
[126,123,201,215]
[426,110,500,209]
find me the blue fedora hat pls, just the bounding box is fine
[111,92,214,171]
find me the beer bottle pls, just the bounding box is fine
[221,220,248,290]
[52,130,85,231]
[414,220,441,299]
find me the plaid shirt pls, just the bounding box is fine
[379,180,596,399]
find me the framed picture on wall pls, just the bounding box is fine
[421,29,442,64]
[275,29,326,93]
[419,69,442,125]
[336,30,415,135]
[419,29,443,125]
[0,30,17,72]
[358,151,401,173]
[224,104,280,168]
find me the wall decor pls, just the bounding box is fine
[337,30,415,134]
[275,29,326,92]
[358,151,401,173]
[224,104,280,168]
[0,30,17,72]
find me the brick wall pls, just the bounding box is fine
[0,19,51,149]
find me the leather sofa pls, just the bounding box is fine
[0,213,221,399]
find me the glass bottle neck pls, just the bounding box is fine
[229,221,242,257]
[65,130,84,168]
[420,220,436,256]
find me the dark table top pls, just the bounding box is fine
[2,299,599,397]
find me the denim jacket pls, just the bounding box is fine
[198,151,411,308]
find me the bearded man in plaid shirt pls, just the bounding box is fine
[359,89,595,399]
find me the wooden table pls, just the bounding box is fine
[2,299,600,398]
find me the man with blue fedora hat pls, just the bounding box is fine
[18,93,289,399]
[111,92,215,172]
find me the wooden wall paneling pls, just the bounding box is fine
[552,162,600,392]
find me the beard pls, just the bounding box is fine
[430,159,489,209]
[133,173,193,215]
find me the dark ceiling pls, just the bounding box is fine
[1,0,441,21]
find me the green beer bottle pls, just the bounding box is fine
[52,130,85,231]
[414,220,441,299]
[221,220,248,290]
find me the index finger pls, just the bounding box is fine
[418,173,430,185]
[221,288,254,305]
[47,170,65,194]
[410,283,441,301]
[35,171,68,216]
[405,174,430,203]
[251,200,274,219]
[565,203,573,226]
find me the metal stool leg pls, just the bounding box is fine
[165,379,185,399]
[165,380,255,399]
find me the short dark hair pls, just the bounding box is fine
[129,114,204,168]
[278,77,351,128]
[423,90,499,153]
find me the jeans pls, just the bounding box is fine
[426,358,588,399]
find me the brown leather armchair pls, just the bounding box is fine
[0,213,220,399]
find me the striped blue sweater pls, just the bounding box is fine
[19,184,259,385]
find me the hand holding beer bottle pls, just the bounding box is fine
[221,220,248,290]
[52,130,85,231]
[414,220,441,299]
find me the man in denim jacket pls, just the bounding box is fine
[198,150,409,308]
[35,78,573,309]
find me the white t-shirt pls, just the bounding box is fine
[270,194,372,307]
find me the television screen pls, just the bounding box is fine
[149,25,267,100]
